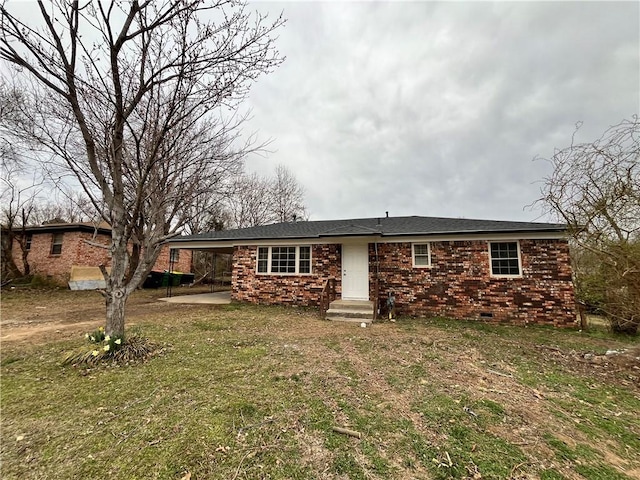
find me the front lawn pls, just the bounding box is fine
[1,290,639,479]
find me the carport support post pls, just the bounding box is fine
[166,249,176,298]
[212,252,217,293]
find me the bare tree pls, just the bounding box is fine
[1,84,47,280]
[30,191,96,225]
[271,164,307,223]
[537,117,640,333]
[226,172,274,228]
[225,165,307,228]
[0,163,44,279]
[1,0,284,336]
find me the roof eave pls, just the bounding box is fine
[380,227,567,237]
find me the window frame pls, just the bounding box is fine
[412,243,432,268]
[50,232,63,255]
[169,248,180,263]
[488,241,522,277]
[25,233,32,251]
[256,245,312,275]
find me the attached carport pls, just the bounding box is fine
[165,239,235,300]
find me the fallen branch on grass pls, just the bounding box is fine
[332,426,362,439]
[236,416,275,437]
[486,369,513,378]
[535,344,563,353]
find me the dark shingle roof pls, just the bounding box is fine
[170,216,566,243]
[2,222,112,235]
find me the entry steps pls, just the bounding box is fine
[326,299,374,324]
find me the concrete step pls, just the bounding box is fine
[329,299,374,311]
[327,316,373,325]
[326,299,374,323]
[326,308,373,319]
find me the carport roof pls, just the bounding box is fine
[169,215,567,243]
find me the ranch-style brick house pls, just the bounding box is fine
[8,222,192,285]
[168,215,576,327]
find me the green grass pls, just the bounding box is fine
[1,293,639,479]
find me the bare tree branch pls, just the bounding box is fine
[536,117,640,333]
[1,0,285,336]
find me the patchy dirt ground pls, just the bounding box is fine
[0,286,217,344]
[2,286,639,385]
[2,287,640,479]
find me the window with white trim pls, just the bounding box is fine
[412,243,431,267]
[489,242,521,276]
[169,249,180,263]
[256,246,312,274]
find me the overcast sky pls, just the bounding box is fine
[241,1,639,223]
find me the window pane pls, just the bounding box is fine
[413,243,430,266]
[299,246,311,274]
[51,233,63,255]
[271,246,296,273]
[490,242,520,275]
[257,247,268,273]
[414,244,428,255]
[414,255,429,266]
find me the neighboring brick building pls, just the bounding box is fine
[169,216,576,327]
[9,223,191,284]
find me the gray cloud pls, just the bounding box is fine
[244,1,639,222]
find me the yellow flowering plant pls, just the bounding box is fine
[84,327,124,358]
[62,332,155,367]
[87,327,106,343]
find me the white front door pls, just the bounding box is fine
[341,243,369,300]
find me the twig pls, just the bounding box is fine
[332,426,362,439]
[487,369,513,378]
[510,461,527,478]
[230,450,252,480]
[535,344,563,353]
[237,416,275,437]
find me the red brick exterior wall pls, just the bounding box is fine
[12,231,112,283]
[232,244,341,305]
[232,239,575,327]
[12,231,192,284]
[372,239,575,327]
[154,246,192,273]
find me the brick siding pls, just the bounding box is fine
[12,231,192,284]
[232,239,575,327]
[154,246,192,274]
[372,239,575,327]
[232,244,341,305]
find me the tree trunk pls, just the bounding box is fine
[127,242,140,285]
[105,289,126,337]
[1,232,24,279]
[21,247,30,276]
[104,222,130,338]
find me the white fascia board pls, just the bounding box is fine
[237,235,374,246]
[165,240,237,250]
[167,231,567,250]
